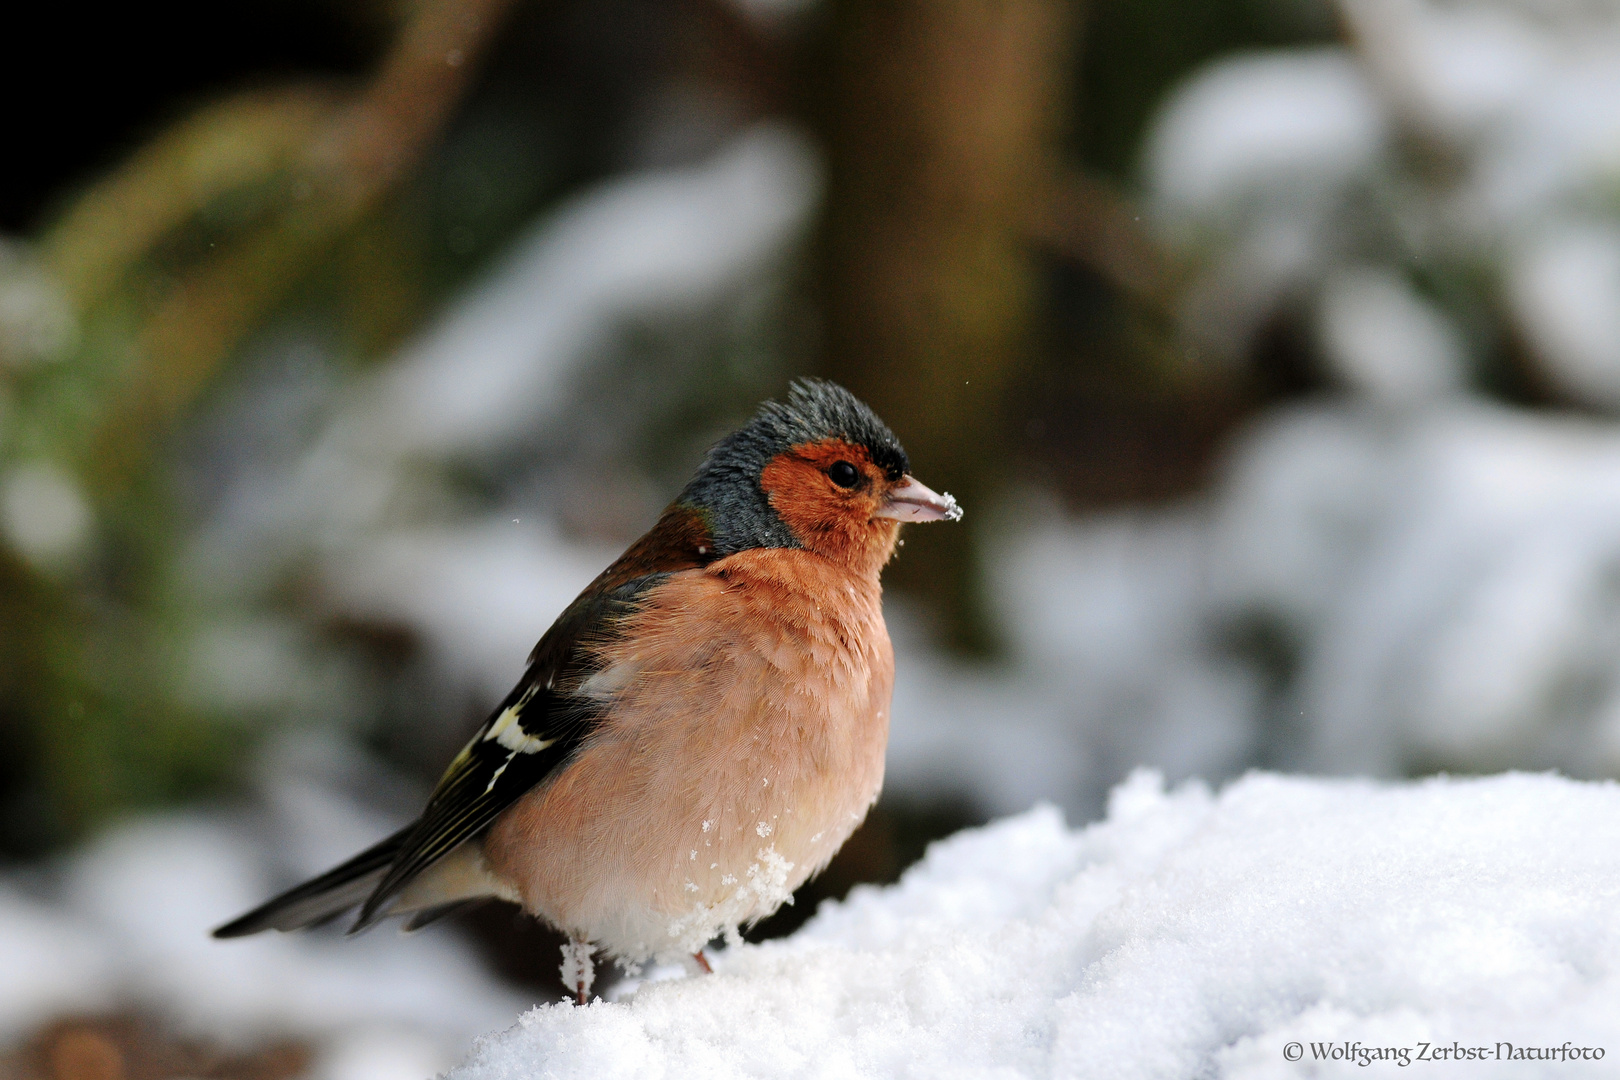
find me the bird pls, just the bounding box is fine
[213,378,962,1003]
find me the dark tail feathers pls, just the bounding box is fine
[212,825,411,939]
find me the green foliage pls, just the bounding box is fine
[0,0,520,849]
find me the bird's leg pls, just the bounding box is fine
[560,939,595,1005]
[692,950,713,974]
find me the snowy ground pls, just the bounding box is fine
[452,770,1620,1080]
[6,767,1616,1078]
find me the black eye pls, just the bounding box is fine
[828,461,860,489]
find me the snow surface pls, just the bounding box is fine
[1234,403,1620,779]
[1143,0,1620,408]
[0,886,115,1044]
[902,400,1620,819]
[451,769,1620,1080]
[1144,50,1384,232]
[360,122,817,459]
[1507,222,1620,410]
[1315,265,1467,404]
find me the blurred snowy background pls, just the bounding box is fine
[5,0,1620,1073]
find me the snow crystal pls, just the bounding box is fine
[1204,404,1396,640]
[663,846,796,958]
[314,1026,459,1080]
[1142,50,1389,361]
[560,941,597,1001]
[1138,0,1620,411]
[450,770,1620,1079]
[319,519,616,702]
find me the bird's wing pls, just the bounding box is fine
[351,504,716,930]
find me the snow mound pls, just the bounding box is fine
[452,770,1620,1079]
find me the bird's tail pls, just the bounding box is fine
[211,826,412,938]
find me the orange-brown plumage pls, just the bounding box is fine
[575,502,713,596]
[484,545,894,960]
[212,379,960,1000]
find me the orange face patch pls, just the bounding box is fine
[759,438,903,575]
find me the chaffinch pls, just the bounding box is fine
[214,379,961,1002]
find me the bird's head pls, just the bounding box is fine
[678,379,961,577]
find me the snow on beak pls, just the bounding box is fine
[874,475,963,523]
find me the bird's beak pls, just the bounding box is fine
[874,475,964,522]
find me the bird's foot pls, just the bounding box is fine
[560,939,596,1005]
[692,950,713,974]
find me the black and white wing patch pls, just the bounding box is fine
[351,576,661,930]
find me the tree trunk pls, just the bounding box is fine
[819,0,1073,653]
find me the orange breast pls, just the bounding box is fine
[481,547,894,962]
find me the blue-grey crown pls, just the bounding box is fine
[678,379,909,554]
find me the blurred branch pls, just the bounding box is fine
[84,0,518,495]
[40,87,340,311]
[311,0,516,194]
[1,0,517,846]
